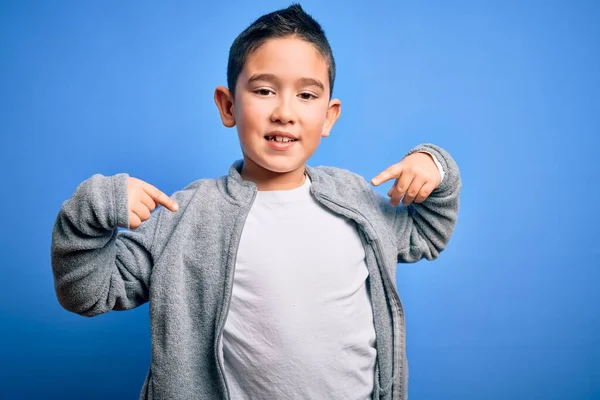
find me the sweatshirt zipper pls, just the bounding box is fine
[214,190,258,400]
[368,234,405,399]
[312,192,406,399]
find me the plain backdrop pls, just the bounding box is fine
[1,1,599,399]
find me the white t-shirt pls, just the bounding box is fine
[222,175,377,400]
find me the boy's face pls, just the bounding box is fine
[215,36,341,184]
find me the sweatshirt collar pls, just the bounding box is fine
[223,159,326,204]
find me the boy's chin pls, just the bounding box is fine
[260,160,305,174]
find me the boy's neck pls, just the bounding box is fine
[240,157,307,191]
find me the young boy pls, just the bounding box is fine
[51,4,461,400]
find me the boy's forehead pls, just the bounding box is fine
[241,37,329,81]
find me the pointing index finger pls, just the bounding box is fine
[371,164,403,186]
[143,183,179,212]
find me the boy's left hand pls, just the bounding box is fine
[371,152,441,207]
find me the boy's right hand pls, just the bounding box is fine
[127,177,179,229]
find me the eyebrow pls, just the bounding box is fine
[247,73,325,91]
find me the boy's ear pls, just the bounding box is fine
[214,86,236,128]
[321,98,341,137]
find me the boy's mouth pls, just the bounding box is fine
[264,135,298,143]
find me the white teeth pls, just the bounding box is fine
[267,136,295,143]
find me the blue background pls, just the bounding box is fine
[1,0,598,399]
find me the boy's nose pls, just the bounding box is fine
[270,100,296,124]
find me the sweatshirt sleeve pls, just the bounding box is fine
[51,173,162,317]
[376,144,462,263]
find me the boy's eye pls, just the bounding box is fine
[254,88,274,96]
[298,92,317,100]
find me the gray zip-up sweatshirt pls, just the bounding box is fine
[51,143,461,400]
